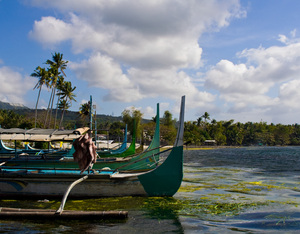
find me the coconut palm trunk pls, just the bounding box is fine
[34,87,42,128]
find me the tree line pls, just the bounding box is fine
[2,108,300,146]
[2,52,300,146]
[184,112,300,146]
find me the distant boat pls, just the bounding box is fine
[97,120,137,158]
[0,96,185,198]
[0,128,87,162]
[97,124,128,153]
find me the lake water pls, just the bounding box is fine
[1,146,300,233]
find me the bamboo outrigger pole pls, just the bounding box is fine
[56,175,89,215]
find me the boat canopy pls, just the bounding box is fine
[0,127,89,142]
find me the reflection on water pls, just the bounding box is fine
[1,147,300,233]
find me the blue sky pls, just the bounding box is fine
[1,0,300,124]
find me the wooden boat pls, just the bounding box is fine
[0,140,52,162]
[0,128,88,162]
[0,140,42,158]
[0,96,185,198]
[4,104,161,172]
[0,140,20,152]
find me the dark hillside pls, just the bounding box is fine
[0,101,149,128]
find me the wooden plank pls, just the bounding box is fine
[0,207,128,220]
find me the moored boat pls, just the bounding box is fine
[0,96,185,198]
[97,120,137,158]
[0,128,88,162]
[98,124,128,154]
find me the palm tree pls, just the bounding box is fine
[44,52,68,128]
[57,81,76,129]
[201,112,210,130]
[202,112,210,123]
[197,117,202,126]
[44,68,58,128]
[79,101,91,126]
[57,99,71,129]
[46,52,68,77]
[31,66,50,128]
[54,76,65,128]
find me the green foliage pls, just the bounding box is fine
[108,121,126,140]
[160,125,177,145]
[162,110,174,127]
[122,107,143,137]
[3,107,300,147]
[185,113,300,146]
[35,141,49,149]
[0,110,34,129]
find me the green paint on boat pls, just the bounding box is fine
[138,146,183,197]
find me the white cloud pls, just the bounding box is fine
[278,34,288,44]
[0,66,34,104]
[28,0,242,106]
[279,79,300,107]
[278,29,300,45]
[69,53,141,102]
[29,16,73,46]
[70,52,215,107]
[205,35,300,123]
[143,106,155,119]
[26,0,253,122]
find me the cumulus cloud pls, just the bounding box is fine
[0,66,34,104]
[28,0,243,110]
[143,106,155,119]
[69,52,142,102]
[28,0,243,69]
[205,33,300,123]
[279,80,300,106]
[29,16,73,46]
[70,52,215,106]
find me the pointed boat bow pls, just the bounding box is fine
[138,96,185,196]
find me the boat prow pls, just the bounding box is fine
[138,95,185,196]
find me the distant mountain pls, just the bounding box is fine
[0,101,125,125]
[0,101,30,110]
[0,101,150,125]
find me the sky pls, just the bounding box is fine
[1,0,300,124]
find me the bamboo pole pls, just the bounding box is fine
[55,175,88,214]
[0,208,128,220]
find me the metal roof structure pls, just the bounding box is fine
[0,127,89,142]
